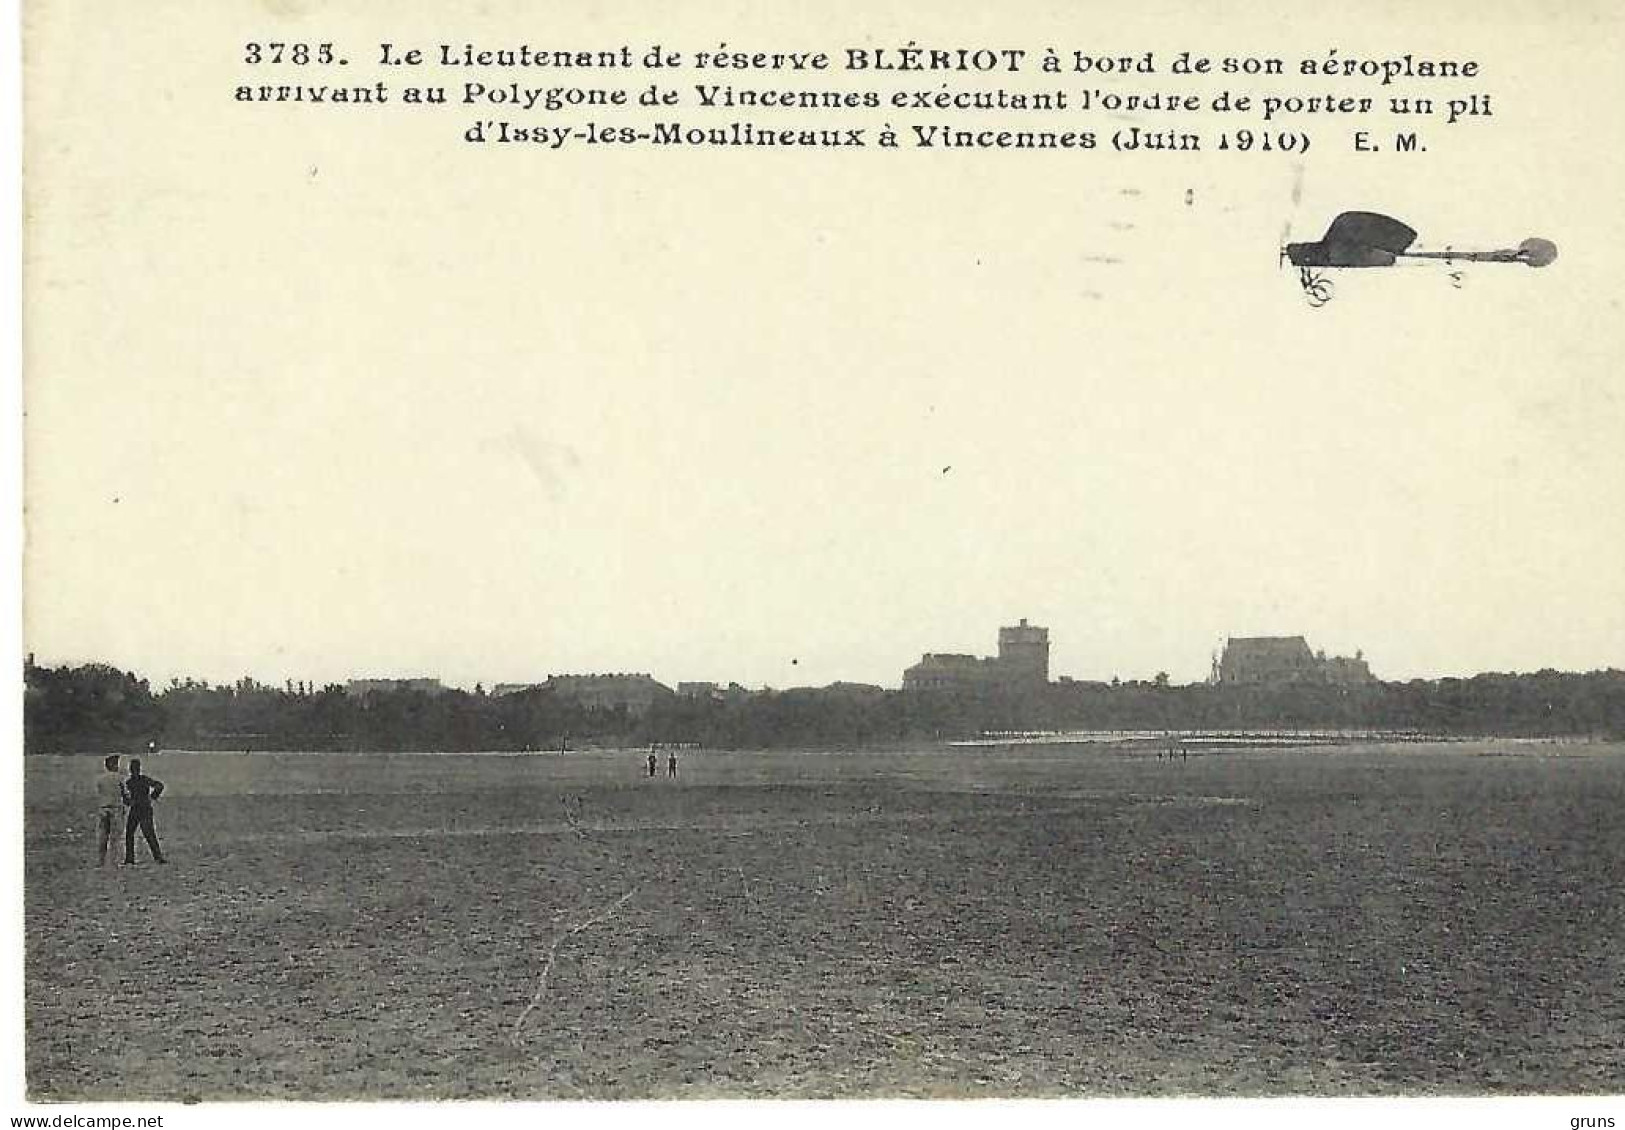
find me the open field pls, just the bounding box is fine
[23,741,1625,1099]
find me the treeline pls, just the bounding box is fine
[22,663,166,753]
[21,662,1625,754]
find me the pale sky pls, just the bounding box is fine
[21,2,1625,691]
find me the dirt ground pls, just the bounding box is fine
[22,742,1625,1099]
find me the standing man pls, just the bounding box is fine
[95,754,124,866]
[122,759,168,865]
[646,749,658,778]
[667,749,678,778]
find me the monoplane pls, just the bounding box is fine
[1283,211,1556,306]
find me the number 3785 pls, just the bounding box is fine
[243,42,339,65]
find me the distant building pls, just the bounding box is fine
[346,677,446,698]
[998,619,1051,683]
[903,619,1050,692]
[542,673,675,715]
[902,653,995,691]
[822,681,887,697]
[676,681,758,704]
[781,681,889,697]
[1216,637,1374,686]
[489,683,540,697]
[1318,652,1376,685]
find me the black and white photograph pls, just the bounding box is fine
[8,2,1624,1126]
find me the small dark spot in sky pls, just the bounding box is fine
[791,659,799,666]
[309,166,319,178]
[1110,221,1136,231]
[1185,188,1195,206]
[112,497,119,503]
[1120,187,1142,197]
[1083,255,1122,265]
[942,465,952,475]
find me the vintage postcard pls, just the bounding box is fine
[12,0,1624,1126]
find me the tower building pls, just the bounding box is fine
[903,619,1051,691]
[996,618,1050,684]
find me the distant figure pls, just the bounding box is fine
[667,750,678,778]
[646,751,657,778]
[95,754,124,866]
[122,759,167,865]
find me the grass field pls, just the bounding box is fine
[22,741,1625,1100]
